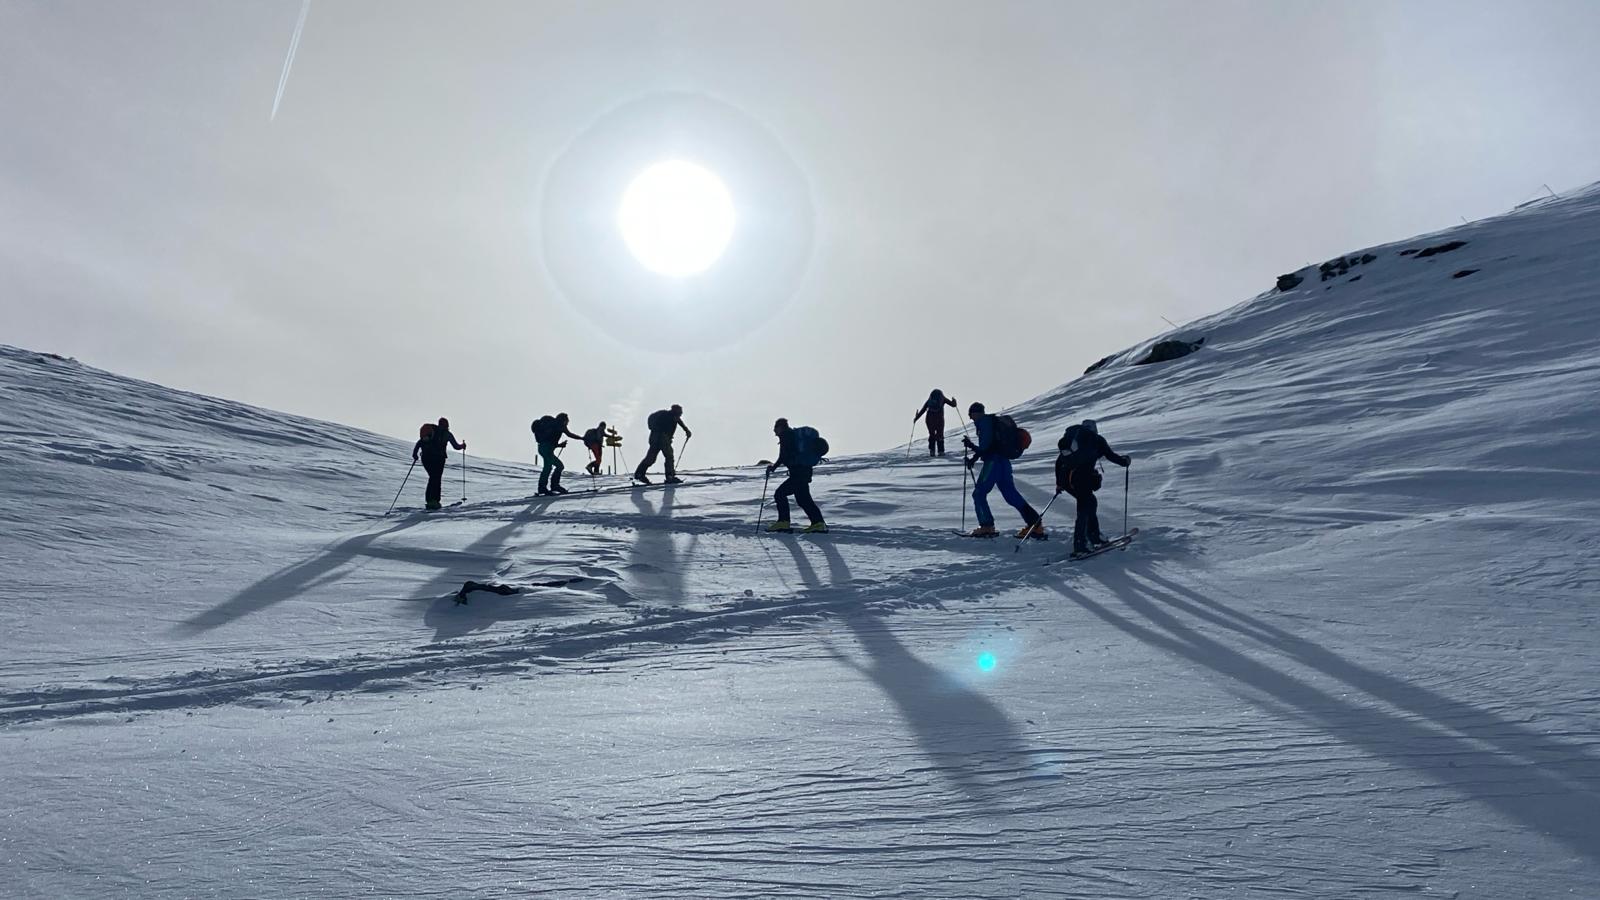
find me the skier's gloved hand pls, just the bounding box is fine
[965,455,976,470]
[766,464,776,476]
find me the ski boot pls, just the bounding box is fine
[1017,523,1048,540]
[425,502,442,511]
[803,521,829,534]
[633,473,653,485]
[664,476,684,485]
[766,520,793,533]
[968,525,999,538]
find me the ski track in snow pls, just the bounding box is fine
[5,187,1600,897]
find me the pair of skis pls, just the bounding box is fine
[952,526,1139,564]
[1053,528,1139,565]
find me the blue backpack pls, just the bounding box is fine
[792,426,830,467]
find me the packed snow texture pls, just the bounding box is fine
[3,188,1599,897]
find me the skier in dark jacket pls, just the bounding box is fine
[913,389,958,457]
[765,418,827,533]
[531,412,584,495]
[581,421,607,476]
[1055,419,1131,554]
[633,404,691,485]
[412,417,465,510]
[963,402,1043,538]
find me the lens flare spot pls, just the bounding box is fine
[977,652,998,672]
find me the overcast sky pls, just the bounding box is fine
[4,0,1599,467]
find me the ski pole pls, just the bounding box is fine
[461,448,468,502]
[907,413,917,459]
[677,434,692,472]
[960,456,970,534]
[386,459,417,515]
[1124,465,1130,537]
[1015,490,1061,553]
[755,468,772,532]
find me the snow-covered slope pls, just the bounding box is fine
[3,188,1599,898]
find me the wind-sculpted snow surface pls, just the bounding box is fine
[3,188,1600,898]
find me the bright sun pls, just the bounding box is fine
[617,160,736,277]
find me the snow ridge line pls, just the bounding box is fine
[0,545,1060,726]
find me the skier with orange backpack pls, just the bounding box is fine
[412,418,465,510]
[962,402,1043,538]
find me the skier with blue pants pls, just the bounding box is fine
[962,402,1044,539]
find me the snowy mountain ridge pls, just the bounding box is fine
[3,186,1599,898]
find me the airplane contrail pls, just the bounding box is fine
[270,0,312,122]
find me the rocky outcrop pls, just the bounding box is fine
[1136,337,1206,366]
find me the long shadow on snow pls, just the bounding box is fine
[778,536,1031,806]
[416,487,702,643]
[415,486,700,644]
[1052,561,1600,865]
[184,493,574,637]
[177,513,436,633]
[626,486,696,608]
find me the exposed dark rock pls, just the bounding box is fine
[1135,336,1205,366]
[1399,248,1419,256]
[1348,274,1363,282]
[1084,353,1117,375]
[1452,269,1479,279]
[1276,272,1304,292]
[1360,253,1377,264]
[1415,240,1468,259]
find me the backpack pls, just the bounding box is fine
[419,423,436,441]
[582,427,602,448]
[531,416,560,444]
[1056,424,1100,470]
[792,426,830,467]
[647,409,673,433]
[992,414,1030,460]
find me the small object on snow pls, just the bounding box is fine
[454,580,521,605]
[1452,268,1479,279]
[454,577,583,605]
